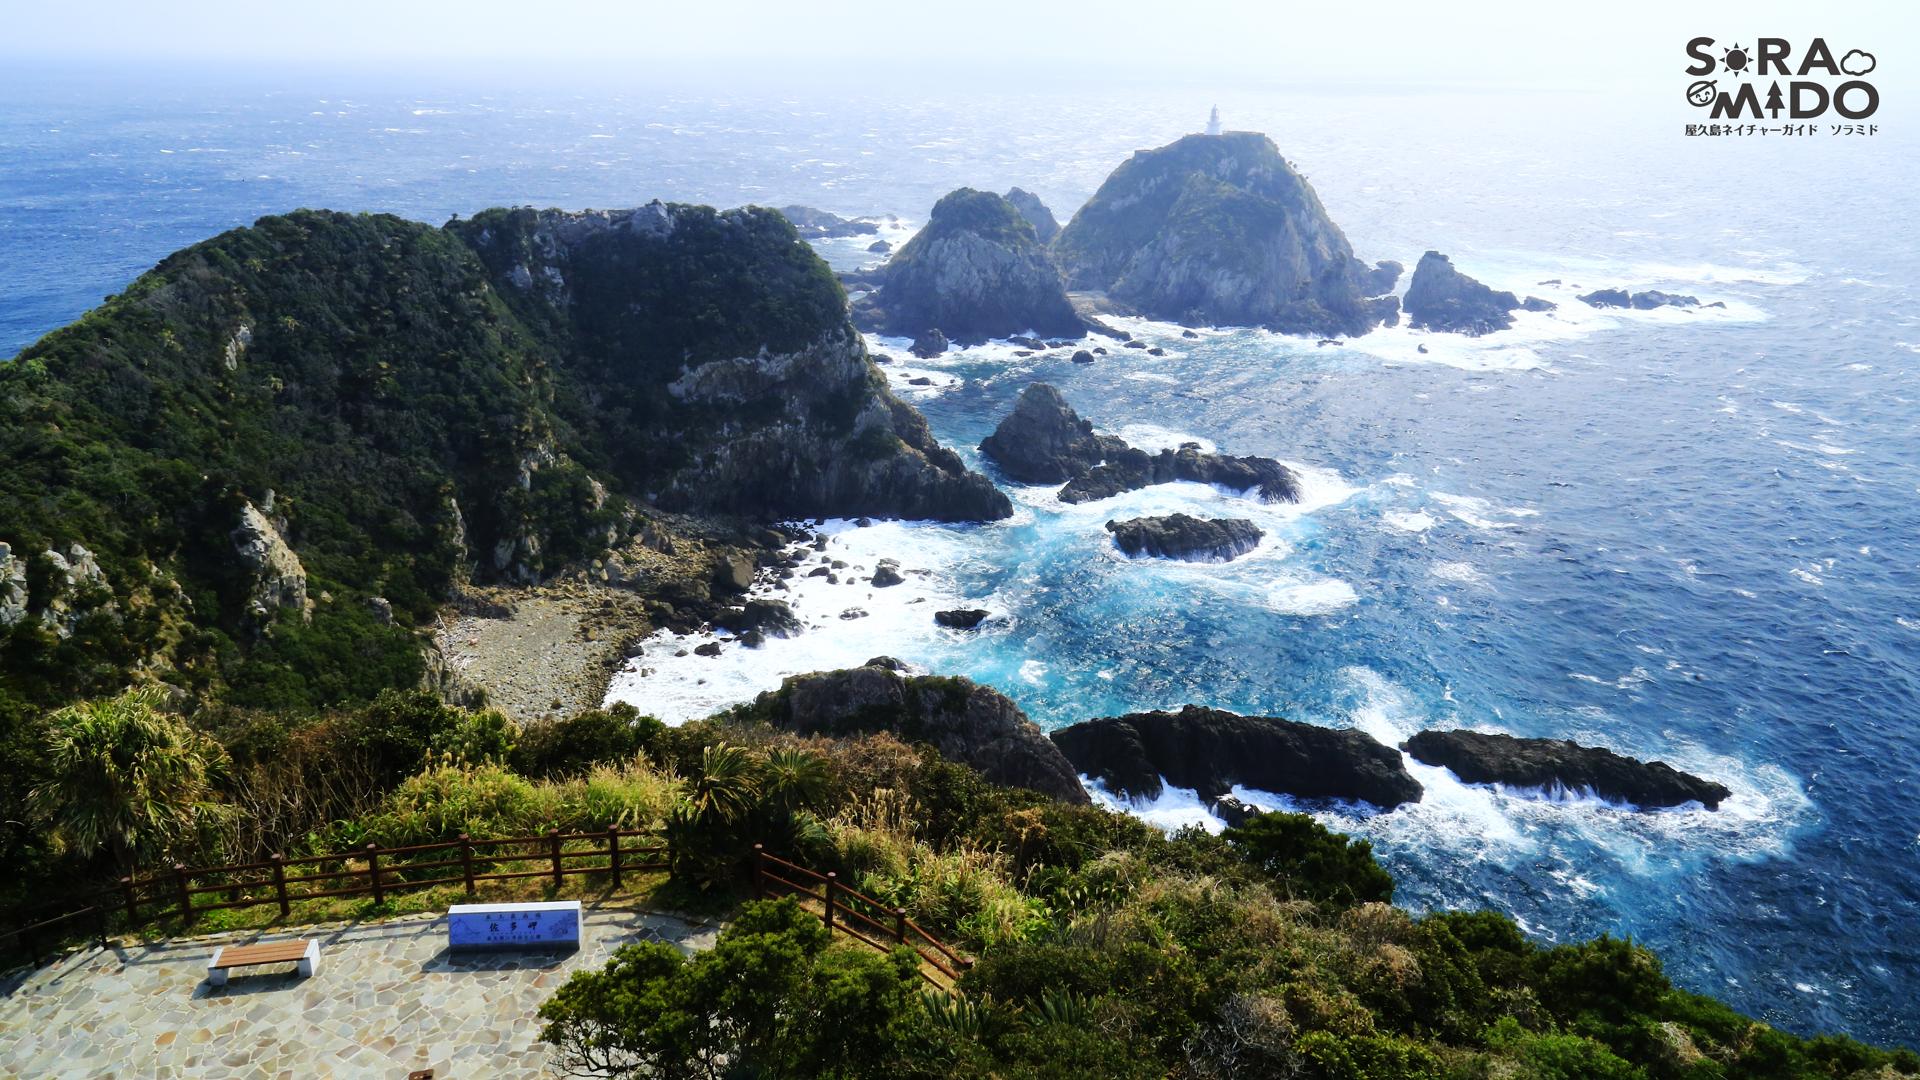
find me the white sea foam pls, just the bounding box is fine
[1431,561,1488,585]
[604,518,990,724]
[1430,491,1536,530]
[1083,776,1225,834]
[1384,510,1437,533]
[1113,424,1216,453]
[1265,576,1359,615]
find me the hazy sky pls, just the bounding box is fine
[3,0,1912,92]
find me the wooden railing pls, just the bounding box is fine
[1,827,668,967]
[751,844,972,989]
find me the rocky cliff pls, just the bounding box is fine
[0,203,1005,710]
[1002,188,1060,244]
[859,188,1084,343]
[742,661,1089,803]
[1051,132,1398,336]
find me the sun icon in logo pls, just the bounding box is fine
[1721,43,1751,76]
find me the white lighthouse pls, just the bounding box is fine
[1205,105,1222,136]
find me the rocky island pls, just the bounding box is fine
[1403,250,1553,336]
[1105,513,1264,561]
[1051,131,1400,336]
[851,187,1084,343]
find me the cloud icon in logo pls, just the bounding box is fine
[1842,49,1876,76]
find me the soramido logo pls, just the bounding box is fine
[1684,37,1879,129]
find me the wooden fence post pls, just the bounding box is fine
[93,905,108,949]
[607,827,622,890]
[459,834,475,895]
[549,829,563,889]
[120,876,138,926]
[173,864,192,923]
[822,872,837,931]
[365,843,384,905]
[894,907,908,945]
[751,844,765,899]
[270,854,289,917]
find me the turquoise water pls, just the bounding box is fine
[3,65,1916,1043]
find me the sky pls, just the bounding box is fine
[1,0,1913,94]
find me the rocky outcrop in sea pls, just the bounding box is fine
[855,188,1084,343]
[979,383,1302,503]
[1403,251,1552,336]
[1578,287,1720,310]
[746,662,1090,803]
[1106,514,1263,561]
[1051,704,1424,810]
[776,205,886,239]
[1051,132,1399,336]
[1402,729,1731,809]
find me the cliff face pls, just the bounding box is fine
[0,203,1004,709]
[866,188,1084,343]
[1403,251,1527,336]
[1052,132,1396,336]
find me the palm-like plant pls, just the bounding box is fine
[31,688,231,873]
[686,743,761,825]
[761,748,831,815]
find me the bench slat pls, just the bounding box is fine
[214,940,313,967]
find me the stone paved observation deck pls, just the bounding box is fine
[0,904,717,1078]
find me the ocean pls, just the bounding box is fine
[2,63,1915,1044]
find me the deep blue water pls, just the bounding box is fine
[3,65,1916,1044]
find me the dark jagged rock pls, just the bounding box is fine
[1003,187,1061,245]
[748,666,1089,803]
[867,239,892,254]
[864,655,906,671]
[1402,729,1730,810]
[694,641,722,657]
[1106,514,1263,561]
[979,383,1301,503]
[1360,259,1404,296]
[1052,132,1396,337]
[977,383,1131,484]
[871,559,905,587]
[1403,251,1523,336]
[1210,793,1265,828]
[934,608,991,629]
[1071,349,1095,364]
[1578,287,1703,310]
[865,188,1084,343]
[1052,705,1423,809]
[777,205,883,239]
[910,328,950,358]
[713,598,802,639]
[1521,296,1557,312]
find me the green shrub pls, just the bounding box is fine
[1223,811,1394,905]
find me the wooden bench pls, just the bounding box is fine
[206,939,319,986]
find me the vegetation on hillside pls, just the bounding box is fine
[9,679,1903,1078]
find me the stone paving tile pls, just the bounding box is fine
[0,904,718,1077]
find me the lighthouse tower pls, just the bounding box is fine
[1205,106,1222,136]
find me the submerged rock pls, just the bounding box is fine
[868,188,1084,343]
[1106,514,1264,561]
[1052,705,1423,809]
[1403,251,1525,336]
[748,666,1089,803]
[1402,729,1731,810]
[1052,132,1396,336]
[979,383,1301,503]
